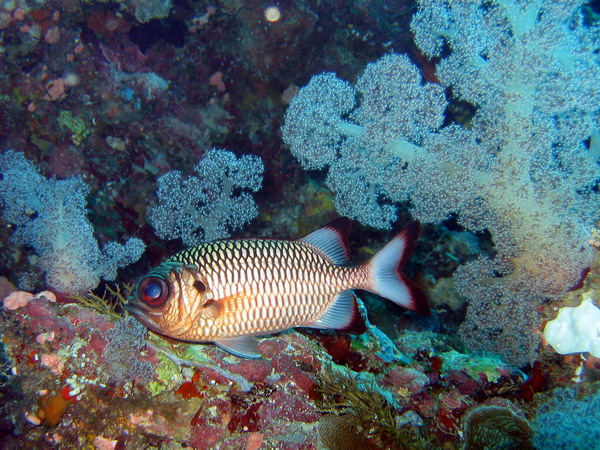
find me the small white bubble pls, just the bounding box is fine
[264,6,281,23]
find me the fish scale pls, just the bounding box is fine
[127,218,429,358]
[170,239,352,335]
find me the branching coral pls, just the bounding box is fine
[104,316,155,384]
[0,151,146,294]
[533,385,600,448]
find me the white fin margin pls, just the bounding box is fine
[370,235,412,308]
[367,223,430,316]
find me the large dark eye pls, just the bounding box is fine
[138,277,169,307]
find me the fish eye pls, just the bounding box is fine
[138,277,169,307]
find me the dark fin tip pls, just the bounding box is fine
[398,221,422,269]
[324,216,352,257]
[398,222,429,316]
[325,216,353,236]
[402,275,430,316]
[340,294,366,334]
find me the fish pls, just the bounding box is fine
[126,217,429,358]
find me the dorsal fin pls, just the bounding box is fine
[299,217,352,265]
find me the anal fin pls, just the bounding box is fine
[215,336,261,359]
[305,291,364,333]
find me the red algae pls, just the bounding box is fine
[520,361,549,402]
[175,381,203,400]
[445,370,483,396]
[272,354,317,397]
[60,385,78,402]
[228,399,262,433]
[228,359,272,383]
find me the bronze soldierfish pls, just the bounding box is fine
[126,218,429,358]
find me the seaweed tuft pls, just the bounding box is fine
[316,366,431,449]
[70,283,133,319]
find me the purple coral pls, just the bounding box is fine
[282,54,446,229]
[0,150,145,294]
[148,148,264,245]
[282,73,357,170]
[282,1,600,365]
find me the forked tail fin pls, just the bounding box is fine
[367,222,430,316]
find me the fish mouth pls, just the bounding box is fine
[124,301,148,322]
[125,301,163,334]
[125,300,194,341]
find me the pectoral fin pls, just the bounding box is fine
[205,290,262,358]
[199,290,254,322]
[215,336,261,358]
